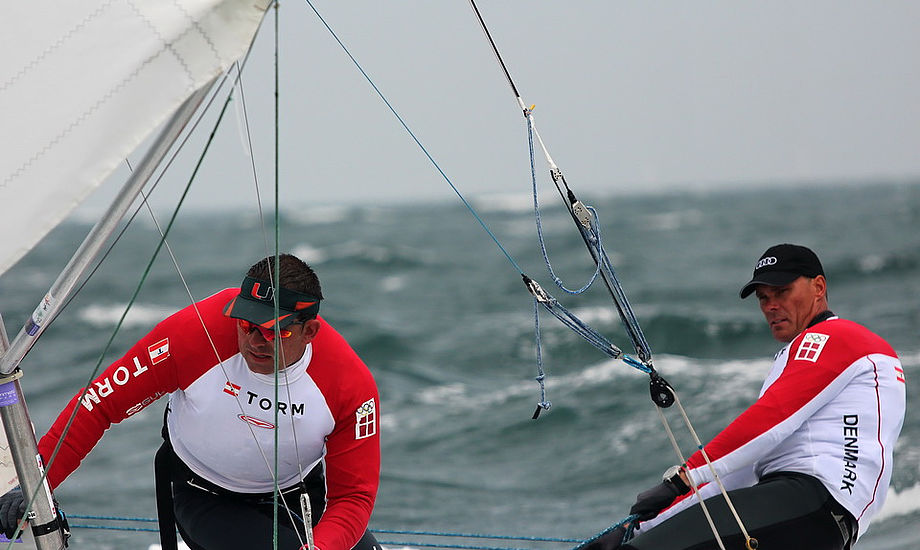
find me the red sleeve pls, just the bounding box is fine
[37,289,239,489]
[684,320,891,481]
[308,321,380,550]
[684,360,843,474]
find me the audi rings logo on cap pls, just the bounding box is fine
[756,256,778,270]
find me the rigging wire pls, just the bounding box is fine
[12,4,308,549]
[17,3,745,548]
[234,17,312,542]
[466,2,758,548]
[469,0,653,365]
[300,0,523,276]
[527,125,601,296]
[296,0,652,418]
[5,64,238,549]
[270,3,284,547]
[17,83,243,549]
[28,51,310,550]
[64,516,601,550]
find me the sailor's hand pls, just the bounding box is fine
[0,487,26,540]
[628,480,684,521]
[581,525,627,550]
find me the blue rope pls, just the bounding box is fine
[531,291,651,375]
[523,112,653,365]
[574,514,640,550]
[68,515,157,522]
[65,515,605,549]
[524,114,654,374]
[301,0,524,276]
[64,520,643,550]
[300,0,656,414]
[528,121,600,295]
[532,298,551,417]
[564,210,651,363]
[594,245,653,362]
[69,524,159,532]
[523,279,651,375]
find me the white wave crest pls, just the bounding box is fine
[78,303,174,328]
[381,275,407,292]
[283,205,350,225]
[469,193,533,213]
[874,482,920,521]
[291,244,328,264]
[645,209,704,231]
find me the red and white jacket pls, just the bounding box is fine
[644,316,905,539]
[38,288,380,550]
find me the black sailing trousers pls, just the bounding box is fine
[172,477,381,550]
[623,472,855,550]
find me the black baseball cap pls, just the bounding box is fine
[739,244,824,299]
[223,277,321,329]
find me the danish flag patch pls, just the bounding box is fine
[355,398,377,440]
[795,333,829,362]
[148,338,170,365]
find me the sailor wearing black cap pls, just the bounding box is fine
[739,243,826,298]
[3,254,383,550]
[585,244,905,550]
[739,243,828,343]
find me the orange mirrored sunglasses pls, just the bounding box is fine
[237,319,298,341]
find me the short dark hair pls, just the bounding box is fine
[247,254,323,320]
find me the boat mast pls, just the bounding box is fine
[0,82,214,549]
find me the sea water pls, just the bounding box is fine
[1,182,917,549]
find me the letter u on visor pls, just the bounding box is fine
[223,277,321,329]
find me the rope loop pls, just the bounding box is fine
[527,122,601,296]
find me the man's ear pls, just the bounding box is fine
[813,274,827,299]
[300,318,321,344]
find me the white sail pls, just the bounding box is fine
[0,0,271,277]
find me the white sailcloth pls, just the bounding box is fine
[0,0,271,277]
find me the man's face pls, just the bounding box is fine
[754,275,826,343]
[237,319,320,374]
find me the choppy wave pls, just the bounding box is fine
[831,248,920,279]
[643,208,705,232]
[469,193,543,213]
[3,181,918,548]
[875,483,920,521]
[283,204,352,225]
[77,303,175,328]
[301,240,433,268]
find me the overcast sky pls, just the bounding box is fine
[90,1,920,213]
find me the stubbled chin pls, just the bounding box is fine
[771,326,795,343]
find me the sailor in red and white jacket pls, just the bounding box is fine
[606,244,906,550]
[644,312,904,538]
[35,255,380,550]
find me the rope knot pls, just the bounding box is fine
[532,400,552,419]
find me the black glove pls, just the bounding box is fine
[0,487,26,540]
[581,526,627,550]
[628,480,684,521]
